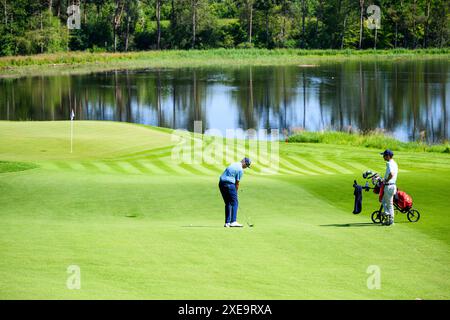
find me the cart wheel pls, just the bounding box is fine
[407,209,420,222]
[371,211,383,224]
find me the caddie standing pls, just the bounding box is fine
[380,149,398,226]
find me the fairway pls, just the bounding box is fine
[1,121,449,299]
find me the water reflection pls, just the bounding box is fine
[0,60,448,142]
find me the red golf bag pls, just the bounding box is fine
[395,190,413,210]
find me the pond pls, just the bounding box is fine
[0,59,448,142]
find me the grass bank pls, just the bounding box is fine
[0,48,448,78]
[288,131,450,153]
[1,121,450,299]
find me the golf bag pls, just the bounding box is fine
[352,177,379,214]
[352,182,363,214]
[353,170,421,223]
[395,190,413,210]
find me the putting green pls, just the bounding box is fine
[0,121,449,299]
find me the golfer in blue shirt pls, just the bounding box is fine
[219,158,251,227]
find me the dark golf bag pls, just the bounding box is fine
[352,181,363,214]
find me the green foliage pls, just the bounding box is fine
[210,0,238,18]
[69,18,113,51]
[288,131,450,153]
[0,48,447,75]
[236,41,255,49]
[0,28,15,56]
[14,11,69,55]
[0,0,448,56]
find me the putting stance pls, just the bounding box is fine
[219,158,251,227]
[381,149,398,226]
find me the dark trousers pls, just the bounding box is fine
[219,181,238,224]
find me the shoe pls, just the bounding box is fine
[383,217,394,226]
[229,221,243,227]
[224,223,230,228]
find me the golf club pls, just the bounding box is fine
[239,204,254,228]
[238,188,254,227]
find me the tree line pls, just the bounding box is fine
[0,0,448,56]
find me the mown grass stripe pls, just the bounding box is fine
[278,157,312,174]
[165,138,219,173]
[102,161,128,174]
[298,159,340,174]
[178,163,207,175]
[138,150,174,161]
[282,167,308,175]
[67,162,88,171]
[53,161,72,170]
[316,160,353,174]
[81,161,103,172]
[136,160,168,175]
[258,167,281,175]
[284,156,332,175]
[272,162,306,175]
[38,162,61,171]
[346,161,373,173]
[232,141,255,156]
[139,160,178,175]
[116,150,174,162]
[275,162,303,175]
[128,161,153,174]
[116,162,144,174]
[163,162,198,176]
[267,166,297,175]
[204,164,224,175]
[231,143,280,175]
[250,161,283,175]
[152,160,182,175]
[279,158,316,175]
[171,162,218,176]
[152,154,178,165]
[113,145,176,160]
[38,162,55,170]
[92,161,118,174]
[248,162,264,174]
[193,164,221,176]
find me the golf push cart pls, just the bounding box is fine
[353,171,421,224]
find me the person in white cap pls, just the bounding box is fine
[380,149,398,226]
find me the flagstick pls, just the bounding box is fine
[70,108,75,153]
[70,117,73,153]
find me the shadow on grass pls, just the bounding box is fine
[320,221,410,227]
[320,222,380,227]
[181,225,224,228]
